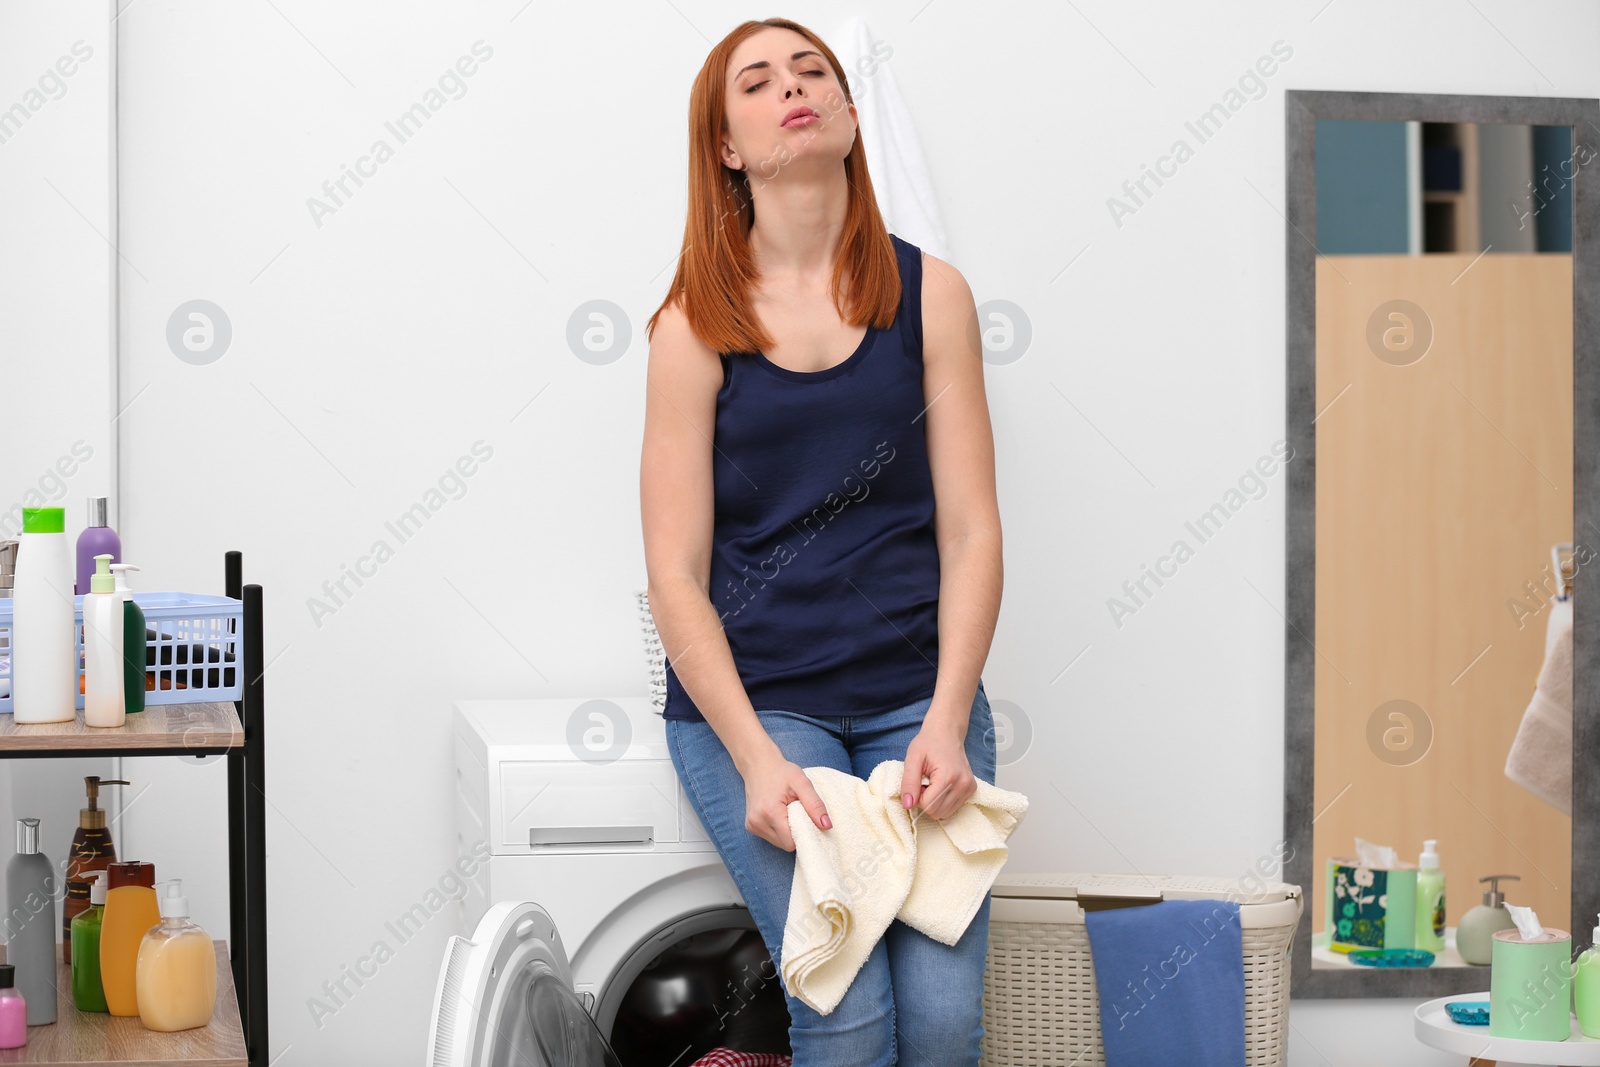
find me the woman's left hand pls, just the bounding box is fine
[900,723,976,821]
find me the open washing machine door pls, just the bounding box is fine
[428,900,624,1067]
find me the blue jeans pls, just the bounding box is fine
[665,680,997,1067]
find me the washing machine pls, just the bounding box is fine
[427,697,794,1065]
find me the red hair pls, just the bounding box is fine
[644,17,900,355]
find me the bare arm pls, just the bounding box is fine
[918,252,1003,740]
[641,301,833,848]
[640,301,780,774]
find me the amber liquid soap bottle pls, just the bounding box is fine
[99,861,159,1017]
[136,879,217,1032]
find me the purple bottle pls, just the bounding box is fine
[75,498,121,596]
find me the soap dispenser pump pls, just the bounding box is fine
[64,776,129,964]
[136,879,217,1032]
[82,553,125,727]
[1456,874,1520,964]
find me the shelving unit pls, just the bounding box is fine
[0,942,243,1065]
[0,552,266,1067]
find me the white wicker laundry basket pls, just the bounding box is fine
[980,872,1303,1067]
[635,586,668,713]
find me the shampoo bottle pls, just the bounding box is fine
[0,965,25,1048]
[1457,874,1520,965]
[82,554,125,728]
[109,564,145,713]
[100,860,159,1017]
[5,818,56,1024]
[1415,839,1445,954]
[63,776,128,964]
[73,497,120,597]
[11,507,77,723]
[70,871,108,1012]
[136,879,216,1032]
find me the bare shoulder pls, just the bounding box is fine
[649,296,716,361]
[918,251,977,353]
[647,297,723,390]
[919,250,974,306]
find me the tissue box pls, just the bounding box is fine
[1325,857,1416,952]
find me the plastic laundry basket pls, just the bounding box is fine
[635,586,667,714]
[0,591,242,713]
[980,871,1302,1067]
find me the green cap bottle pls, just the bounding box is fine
[21,507,64,534]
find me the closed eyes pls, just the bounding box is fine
[745,69,826,94]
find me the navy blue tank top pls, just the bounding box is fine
[662,233,941,722]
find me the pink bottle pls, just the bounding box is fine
[0,963,26,1048]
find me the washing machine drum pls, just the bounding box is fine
[429,901,624,1067]
[610,925,791,1064]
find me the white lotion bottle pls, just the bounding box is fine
[82,553,125,728]
[11,507,77,723]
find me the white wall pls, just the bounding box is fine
[4,0,1596,1062]
[0,0,118,958]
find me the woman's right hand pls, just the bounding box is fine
[740,750,832,852]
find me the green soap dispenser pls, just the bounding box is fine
[1456,874,1519,964]
[108,564,144,713]
[1415,839,1445,953]
[71,871,109,1012]
[1576,911,1600,1037]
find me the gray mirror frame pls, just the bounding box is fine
[1284,89,1600,998]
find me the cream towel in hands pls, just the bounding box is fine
[780,759,1028,1015]
[1505,595,1572,814]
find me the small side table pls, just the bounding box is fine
[1415,992,1600,1067]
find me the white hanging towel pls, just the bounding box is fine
[832,16,949,261]
[1504,595,1572,814]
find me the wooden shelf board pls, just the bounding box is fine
[0,705,242,753]
[0,939,245,1065]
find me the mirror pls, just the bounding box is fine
[1284,90,1600,998]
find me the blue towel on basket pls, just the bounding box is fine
[1083,898,1246,1067]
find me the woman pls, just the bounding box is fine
[639,16,1002,1067]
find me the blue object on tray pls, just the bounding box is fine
[1083,899,1246,1067]
[1347,948,1435,967]
[1445,1000,1490,1026]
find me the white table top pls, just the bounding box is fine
[1415,992,1600,1065]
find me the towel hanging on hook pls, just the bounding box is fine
[1551,542,1574,601]
[1505,557,1572,814]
